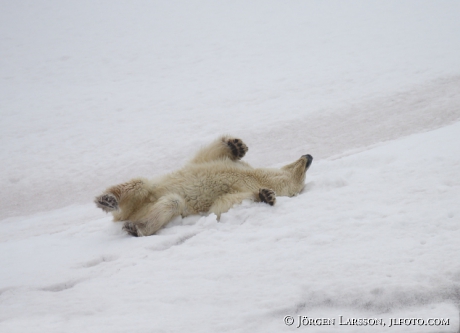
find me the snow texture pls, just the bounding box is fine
[1,1,460,332]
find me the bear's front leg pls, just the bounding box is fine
[259,188,276,206]
[208,190,276,220]
[190,135,248,164]
[225,138,248,160]
[123,194,186,237]
[208,192,258,220]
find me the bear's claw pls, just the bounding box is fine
[123,222,139,237]
[95,194,119,212]
[259,188,276,206]
[226,138,248,160]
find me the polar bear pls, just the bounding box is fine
[95,135,313,236]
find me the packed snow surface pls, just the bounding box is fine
[1,1,460,332]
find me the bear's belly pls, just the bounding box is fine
[180,172,253,213]
[182,179,233,213]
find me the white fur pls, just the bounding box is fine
[95,135,312,236]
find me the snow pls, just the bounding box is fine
[1,1,460,332]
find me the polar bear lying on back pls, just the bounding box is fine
[95,135,313,237]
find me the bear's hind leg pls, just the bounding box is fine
[123,193,185,237]
[95,193,118,212]
[95,178,150,217]
[190,136,248,164]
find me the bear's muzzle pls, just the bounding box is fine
[302,154,313,169]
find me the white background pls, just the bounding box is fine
[1,1,460,332]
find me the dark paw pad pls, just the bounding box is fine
[95,194,118,212]
[259,188,276,206]
[227,138,248,159]
[123,222,139,237]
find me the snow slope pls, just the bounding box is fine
[1,1,460,332]
[1,122,459,333]
[2,0,460,219]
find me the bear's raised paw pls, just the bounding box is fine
[226,138,248,160]
[259,188,276,206]
[95,194,118,212]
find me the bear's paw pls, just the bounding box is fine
[123,221,139,237]
[259,188,276,206]
[226,138,248,160]
[95,193,119,212]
